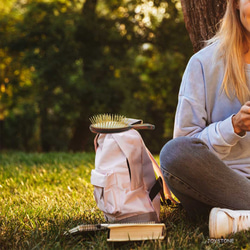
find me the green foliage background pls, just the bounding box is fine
[0,0,193,153]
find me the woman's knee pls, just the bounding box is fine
[160,136,208,174]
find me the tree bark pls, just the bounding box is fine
[180,0,227,52]
[68,0,98,152]
[0,119,3,150]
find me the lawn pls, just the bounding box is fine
[0,152,249,249]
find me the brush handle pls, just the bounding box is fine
[89,123,155,134]
[64,224,109,235]
[65,223,160,236]
[130,124,155,130]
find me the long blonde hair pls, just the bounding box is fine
[206,0,250,104]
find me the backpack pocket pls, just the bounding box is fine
[91,169,120,215]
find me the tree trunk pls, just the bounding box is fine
[180,0,227,52]
[0,119,3,150]
[68,0,98,152]
[39,101,51,152]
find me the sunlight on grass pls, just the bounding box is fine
[0,152,104,249]
[0,152,249,249]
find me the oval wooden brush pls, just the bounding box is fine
[89,114,155,133]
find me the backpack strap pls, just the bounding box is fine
[149,177,163,201]
[146,147,179,205]
[94,134,100,151]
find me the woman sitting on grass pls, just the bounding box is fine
[160,0,250,238]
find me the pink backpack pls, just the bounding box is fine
[90,128,174,223]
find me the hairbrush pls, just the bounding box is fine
[89,114,155,134]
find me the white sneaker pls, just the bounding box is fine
[209,207,250,238]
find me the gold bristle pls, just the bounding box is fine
[89,114,129,129]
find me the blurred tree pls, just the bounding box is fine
[70,0,193,152]
[122,0,193,150]
[4,1,81,151]
[0,0,37,150]
[1,0,193,153]
[180,0,227,52]
[69,0,146,151]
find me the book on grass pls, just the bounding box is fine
[64,223,166,242]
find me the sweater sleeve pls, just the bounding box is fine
[173,56,244,160]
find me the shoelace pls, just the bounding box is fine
[232,214,250,233]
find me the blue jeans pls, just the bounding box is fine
[160,137,250,218]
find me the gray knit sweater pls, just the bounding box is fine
[174,43,250,178]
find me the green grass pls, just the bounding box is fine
[0,152,250,249]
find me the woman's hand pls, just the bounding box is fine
[232,101,250,136]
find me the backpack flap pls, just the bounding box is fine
[94,133,129,175]
[112,130,143,191]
